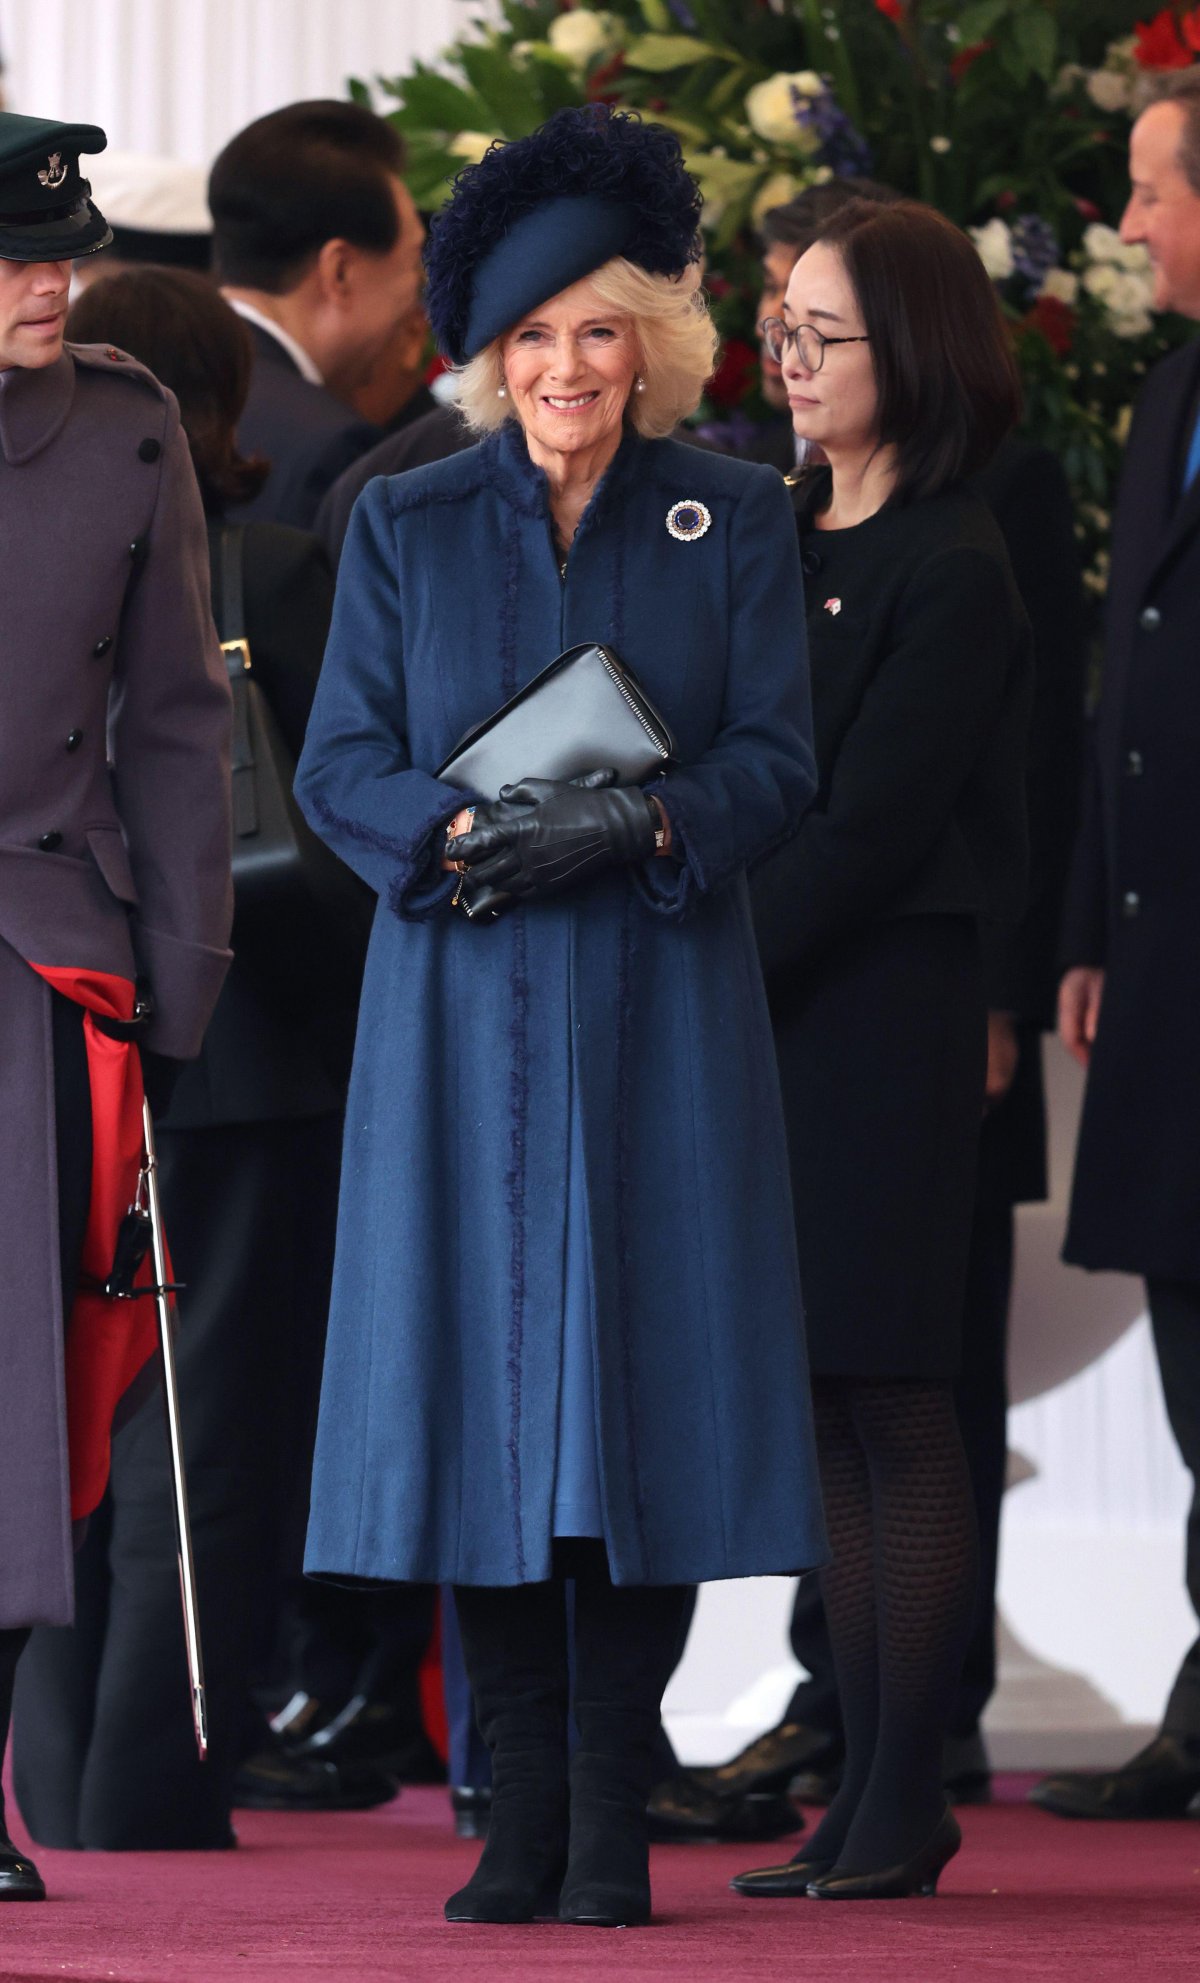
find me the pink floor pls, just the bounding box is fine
[1,1781,1199,1982]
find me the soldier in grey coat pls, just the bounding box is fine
[0,113,233,1899]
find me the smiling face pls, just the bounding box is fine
[780,240,879,459]
[500,276,640,462]
[1121,100,1200,320]
[0,258,72,370]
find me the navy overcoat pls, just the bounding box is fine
[296,421,828,1587]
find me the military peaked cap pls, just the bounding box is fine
[0,112,112,263]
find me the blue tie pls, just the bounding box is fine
[1185,407,1200,492]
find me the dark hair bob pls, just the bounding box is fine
[817,198,1022,504]
[67,267,267,512]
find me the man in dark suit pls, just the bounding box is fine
[208,101,425,529]
[699,183,1087,1813]
[1035,68,1200,1822]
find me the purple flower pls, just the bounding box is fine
[667,0,699,25]
[1011,214,1060,297]
[792,80,874,179]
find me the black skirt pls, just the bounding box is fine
[772,915,986,1381]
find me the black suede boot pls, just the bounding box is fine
[444,1580,569,1925]
[560,1550,689,1929]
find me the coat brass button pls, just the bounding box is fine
[1122,890,1141,917]
[93,634,113,658]
[1139,606,1161,631]
[66,729,83,751]
[37,830,63,852]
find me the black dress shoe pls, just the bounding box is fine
[943,1728,992,1806]
[691,1721,843,1800]
[451,1786,492,1839]
[301,1694,447,1783]
[0,1829,46,1901]
[730,1851,835,1897]
[1030,1733,1200,1820]
[648,1770,804,1843]
[233,1744,399,1812]
[807,1808,962,1900]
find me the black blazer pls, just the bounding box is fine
[751,471,1033,988]
[1062,336,1200,1277]
[231,323,380,531]
[315,400,472,562]
[162,521,347,1130]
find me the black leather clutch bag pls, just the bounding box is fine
[436,642,676,921]
[436,642,675,796]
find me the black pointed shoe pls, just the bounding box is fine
[730,1851,836,1897]
[1030,1734,1200,1820]
[0,1829,46,1901]
[807,1809,962,1901]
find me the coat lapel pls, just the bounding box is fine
[0,351,75,465]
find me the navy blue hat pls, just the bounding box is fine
[425,106,703,365]
[0,112,112,262]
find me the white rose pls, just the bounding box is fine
[1039,267,1080,305]
[970,217,1014,283]
[1083,262,1119,301]
[448,131,495,165]
[1110,309,1153,339]
[1106,270,1154,318]
[547,9,623,71]
[1082,222,1123,264]
[745,73,823,151]
[1086,69,1131,113]
[1113,239,1151,273]
[751,170,804,225]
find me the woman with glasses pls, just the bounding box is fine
[734,199,1032,1901]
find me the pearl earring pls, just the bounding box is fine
[635,375,646,394]
[497,384,508,399]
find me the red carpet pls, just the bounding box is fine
[2,1781,1199,1982]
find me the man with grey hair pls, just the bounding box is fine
[1036,66,1200,1821]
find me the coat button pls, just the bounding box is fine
[802,550,823,576]
[93,634,113,658]
[66,729,83,752]
[1139,605,1162,631]
[129,536,147,567]
[1122,889,1141,918]
[1125,749,1144,777]
[138,437,161,463]
[37,830,63,852]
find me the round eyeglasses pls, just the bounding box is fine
[758,317,870,372]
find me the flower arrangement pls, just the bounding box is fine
[357,1,1198,580]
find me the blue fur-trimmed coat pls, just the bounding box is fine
[296,421,828,1587]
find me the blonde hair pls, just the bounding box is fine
[454,257,719,439]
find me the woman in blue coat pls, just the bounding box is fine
[295,107,826,1929]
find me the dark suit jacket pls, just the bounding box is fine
[162,520,350,1129]
[231,322,380,531]
[1062,336,1200,1277]
[315,400,471,561]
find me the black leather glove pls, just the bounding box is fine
[140,1047,183,1120]
[453,768,656,904]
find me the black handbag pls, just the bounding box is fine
[436,642,676,920]
[212,524,371,1005]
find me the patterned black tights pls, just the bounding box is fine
[804,1379,978,1875]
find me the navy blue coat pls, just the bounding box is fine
[296,421,828,1587]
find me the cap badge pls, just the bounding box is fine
[824,597,842,616]
[38,153,68,190]
[666,499,712,543]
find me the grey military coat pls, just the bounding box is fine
[0,343,233,1629]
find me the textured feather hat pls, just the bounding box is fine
[424,105,703,366]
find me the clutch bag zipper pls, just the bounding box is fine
[599,651,672,759]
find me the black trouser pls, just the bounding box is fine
[1146,1278,1200,1739]
[12,1114,340,1849]
[0,994,92,1831]
[787,1151,1015,1743]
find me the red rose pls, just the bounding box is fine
[1133,7,1196,69]
[950,39,992,81]
[1074,196,1101,221]
[707,337,758,409]
[1023,295,1077,358]
[587,49,627,102]
[875,0,904,20]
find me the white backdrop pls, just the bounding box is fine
[0,0,486,162]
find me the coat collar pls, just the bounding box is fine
[0,352,75,466]
[486,416,644,539]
